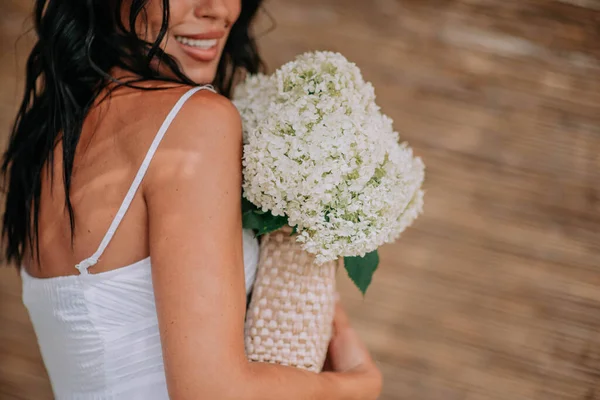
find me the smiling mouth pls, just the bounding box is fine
[174,36,218,50]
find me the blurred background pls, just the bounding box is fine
[1,0,600,399]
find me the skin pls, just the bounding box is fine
[28,0,382,398]
[137,0,239,83]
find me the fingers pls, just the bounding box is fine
[322,351,333,372]
[332,299,350,336]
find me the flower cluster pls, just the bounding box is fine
[234,51,425,263]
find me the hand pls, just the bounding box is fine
[324,300,383,399]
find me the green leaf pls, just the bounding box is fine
[344,251,379,295]
[242,209,264,231]
[255,214,288,235]
[290,225,298,236]
[241,197,258,214]
[242,207,288,236]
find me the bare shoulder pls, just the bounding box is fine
[104,84,241,148]
[170,86,242,143]
[139,86,243,194]
[154,85,242,163]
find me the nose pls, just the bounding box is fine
[194,0,230,23]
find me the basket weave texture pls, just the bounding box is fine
[244,227,337,372]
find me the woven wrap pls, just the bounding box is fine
[244,227,337,372]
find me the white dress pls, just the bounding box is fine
[20,86,260,400]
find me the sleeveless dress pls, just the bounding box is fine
[20,86,260,400]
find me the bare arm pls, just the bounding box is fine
[144,90,378,400]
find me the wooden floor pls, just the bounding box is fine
[1,0,600,399]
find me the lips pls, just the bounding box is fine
[174,32,224,62]
[175,36,218,49]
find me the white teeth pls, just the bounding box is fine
[175,36,217,49]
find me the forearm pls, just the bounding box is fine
[242,362,359,400]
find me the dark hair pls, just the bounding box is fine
[2,0,265,266]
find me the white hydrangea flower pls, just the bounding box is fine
[232,73,275,144]
[234,51,425,263]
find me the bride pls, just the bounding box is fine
[2,0,381,399]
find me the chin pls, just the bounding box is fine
[183,68,218,86]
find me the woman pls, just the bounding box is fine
[2,0,382,399]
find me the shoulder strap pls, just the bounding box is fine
[76,85,215,275]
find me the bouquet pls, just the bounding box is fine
[234,51,425,371]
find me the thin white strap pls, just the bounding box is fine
[76,85,215,275]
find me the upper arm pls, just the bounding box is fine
[143,90,248,399]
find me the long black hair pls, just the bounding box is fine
[2,0,265,266]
